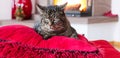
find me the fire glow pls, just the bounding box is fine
[54,0,87,12]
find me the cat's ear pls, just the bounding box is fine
[59,2,68,10]
[36,4,46,14]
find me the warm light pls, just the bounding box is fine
[54,0,87,12]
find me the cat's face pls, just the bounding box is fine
[37,3,69,33]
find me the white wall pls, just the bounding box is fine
[37,0,48,6]
[0,0,12,20]
[88,22,117,41]
[112,0,120,15]
[87,0,120,41]
[31,0,35,14]
[112,0,120,41]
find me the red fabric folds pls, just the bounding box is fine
[0,25,119,58]
[91,40,120,58]
[0,39,102,58]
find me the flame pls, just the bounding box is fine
[54,0,87,12]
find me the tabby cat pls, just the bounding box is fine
[34,3,79,40]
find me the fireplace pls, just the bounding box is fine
[53,0,93,17]
[36,0,111,17]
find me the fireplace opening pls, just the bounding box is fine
[53,0,92,17]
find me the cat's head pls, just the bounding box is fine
[36,3,70,33]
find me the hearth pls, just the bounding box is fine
[53,0,93,17]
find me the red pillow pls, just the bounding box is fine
[0,25,97,51]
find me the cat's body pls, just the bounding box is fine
[34,3,79,40]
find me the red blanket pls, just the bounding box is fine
[91,40,120,58]
[0,25,119,58]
